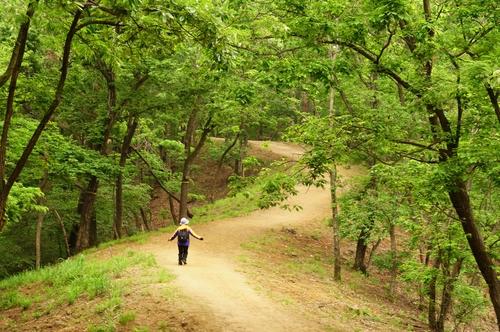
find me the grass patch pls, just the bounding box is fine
[0,251,157,310]
[118,310,136,325]
[88,323,116,332]
[157,269,175,283]
[86,227,175,254]
[95,296,122,314]
[193,190,260,223]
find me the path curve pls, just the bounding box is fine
[140,141,359,331]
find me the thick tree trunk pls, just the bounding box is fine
[448,181,500,328]
[485,84,500,124]
[76,176,99,251]
[353,227,371,274]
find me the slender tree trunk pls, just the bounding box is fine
[389,222,397,299]
[179,172,190,220]
[437,258,463,332]
[0,1,37,231]
[168,193,178,223]
[179,111,213,219]
[418,245,427,310]
[140,208,150,231]
[328,46,341,281]
[179,109,197,220]
[35,168,49,269]
[366,238,381,268]
[114,116,138,238]
[428,255,441,331]
[0,5,85,231]
[35,212,45,270]
[217,133,240,170]
[132,147,192,219]
[0,1,37,88]
[329,166,341,281]
[54,210,70,257]
[133,212,143,232]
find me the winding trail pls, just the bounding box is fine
[140,141,359,331]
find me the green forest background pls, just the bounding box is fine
[0,0,498,331]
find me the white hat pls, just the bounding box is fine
[180,217,189,225]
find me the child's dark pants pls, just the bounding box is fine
[178,245,189,264]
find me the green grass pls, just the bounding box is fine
[118,310,136,325]
[87,227,175,253]
[193,190,260,223]
[0,251,157,310]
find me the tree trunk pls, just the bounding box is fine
[75,176,99,251]
[327,46,341,281]
[35,212,45,270]
[0,6,85,231]
[0,0,37,88]
[54,210,70,258]
[76,60,118,251]
[168,192,178,223]
[179,174,190,220]
[448,181,500,328]
[428,255,441,331]
[366,238,381,268]
[35,168,49,269]
[437,258,463,332]
[353,227,371,274]
[140,208,150,231]
[114,116,138,238]
[0,1,37,231]
[389,222,397,299]
[485,84,500,124]
[217,133,240,170]
[330,166,341,281]
[179,111,213,219]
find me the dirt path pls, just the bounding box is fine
[140,141,360,331]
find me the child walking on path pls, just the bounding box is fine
[168,217,204,265]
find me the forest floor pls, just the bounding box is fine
[1,141,447,331]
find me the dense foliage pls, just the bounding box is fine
[0,0,498,330]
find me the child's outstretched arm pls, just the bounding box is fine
[168,230,178,241]
[189,228,204,240]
